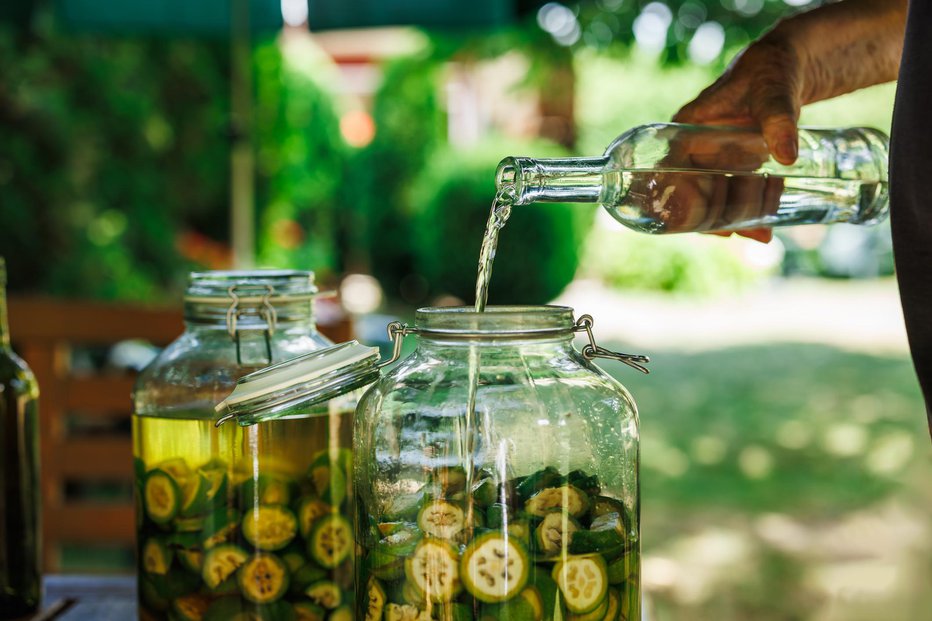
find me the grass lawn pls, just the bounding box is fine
[610,342,931,621]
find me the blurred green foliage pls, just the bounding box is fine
[0,16,230,298]
[411,140,592,305]
[582,224,762,294]
[253,41,347,278]
[347,51,445,302]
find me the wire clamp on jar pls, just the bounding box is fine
[574,314,650,374]
[380,321,413,368]
[225,284,277,365]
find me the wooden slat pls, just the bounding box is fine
[8,296,182,345]
[65,376,136,414]
[47,504,135,544]
[59,438,133,480]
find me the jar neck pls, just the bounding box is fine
[183,298,317,333]
[412,305,577,349]
[496,156,608,206]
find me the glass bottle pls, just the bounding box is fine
[132,270,357,621]
[496,123,889,234]
[0,257,41,619]
[354,307,643,621]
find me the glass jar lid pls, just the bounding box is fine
[215,341,380,426]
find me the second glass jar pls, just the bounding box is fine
[354,306,641,621]
[133,271,356,621]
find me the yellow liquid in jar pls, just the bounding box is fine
[133,411,354,620]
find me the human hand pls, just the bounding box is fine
[628,124,783,242]
[671,35,803,243]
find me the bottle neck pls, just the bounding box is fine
[496,155,609,206]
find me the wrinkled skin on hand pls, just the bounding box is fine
[628,125,783,242]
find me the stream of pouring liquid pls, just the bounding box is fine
[462,185,517,528]
[474,186,516,313]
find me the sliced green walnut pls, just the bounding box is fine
[529,572,560,621]
[588,497,626,521]
[156,457,192,483]
[304,579,342,609]
[552,555,608,615]
[293,602,327,621]
[309,462,347,508]
[564,471,601,498]
[405,539,461,603]
[177,548,204,574]
[525,486,589,519]
[298,498,332,539]
[331,605,353,621]
[289,563,328,597]
[606,555,634,586]
[535,513,580,558]
[239,474,294,508]
[430,466,468,495]
[566,593,608,621]
[142,538,173,575]
[385,603,431,621]
[201,509,241,549]
[144,469,182,524]
[365,577,387,621]
[417,500,466,540]
[520,586,545,621]
[242,505,298,551]
[237,553,290,604]
[601,588,620,621]
[171,593,212,621]
[182,466,228,517]
[506,520,532,549]
[202,544,249,589]
[515,467,563,503]
[180,470,211,517]
[308,513,352,568]
[401,581,425,606]
[471,478,499,508]
[568,513,626,557]
[480,593,538,621]
[384,490,425,522]
[461,532,530,603]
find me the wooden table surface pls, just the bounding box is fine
[29,575,137,620]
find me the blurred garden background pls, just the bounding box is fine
[1,1,929,620]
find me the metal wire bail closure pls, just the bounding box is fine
[226,284,278,366]
[380,321,413,368]
[574,314,650,374]
[379,314,648,374]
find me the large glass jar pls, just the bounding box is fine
[133,271,356,621]
[354,307,642,621]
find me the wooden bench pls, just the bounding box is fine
[8,296,351,571]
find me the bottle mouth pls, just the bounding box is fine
[415,305,575,338]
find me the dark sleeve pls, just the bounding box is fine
[889,0,932,435]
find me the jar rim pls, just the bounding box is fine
[415,305,574,337]
[184,269,318,303]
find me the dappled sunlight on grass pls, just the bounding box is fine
[604,341,930,620]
